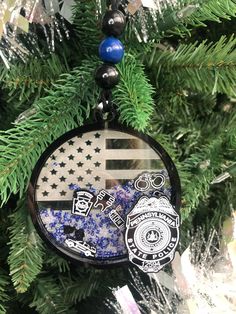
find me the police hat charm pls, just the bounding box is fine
[125,196,180,273]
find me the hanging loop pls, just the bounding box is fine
[94,90,117,122]
[111,0,120,10]
[100,89,113,112]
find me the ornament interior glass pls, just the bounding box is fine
[28,123,181,266]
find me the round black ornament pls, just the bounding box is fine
[102,10,126,37]
[28,123,181,269]
[95,64,119,89]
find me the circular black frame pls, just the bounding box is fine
[28,121,181,267]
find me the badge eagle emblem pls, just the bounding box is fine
[125,196,180,273]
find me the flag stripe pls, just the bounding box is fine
[102,133,137,139]
[106,139,149,149]
[103,169,159,179]
[106,159,164,170]
[38,201,72,211]
[105,179,131,189]
[104,149,159,160]
[36,130,169,202]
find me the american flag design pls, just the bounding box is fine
[36,130,170,201]
[35,129,172,261]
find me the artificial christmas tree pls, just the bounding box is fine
[0,0,235,313]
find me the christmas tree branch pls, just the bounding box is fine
[43,250,70,273]
[27,264,124,312]
[0,269,9,314]
[59,267,127,305]
[114,53,155,131]
[29,276,73,314]
[224,110,236,153]
[60,270,101,304]
[184,0,236,26]
[180,108,236,219]
[128,0,236,41]
[0,60,99,205]
[195,180,233,234]
[0,54,69,107]
[147,35,236,96]
[151,87,236,220]
[0,208,11,313]
[8,199,44,293]
[181,138,223,220]
[152,90,219,157]
[72,0,103,54]
[157,0,236,35]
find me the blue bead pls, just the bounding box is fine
[99,37,124,64]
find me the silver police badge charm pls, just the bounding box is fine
[125,196,179,273]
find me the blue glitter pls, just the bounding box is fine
[68,184,78,190]
[39,171,171,259]
[97,237,109,249]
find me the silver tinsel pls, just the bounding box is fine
[0,0,70,66]
[107,213,236,313]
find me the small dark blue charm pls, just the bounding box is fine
[99,37,124,64]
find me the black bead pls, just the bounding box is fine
[64,225,75,234]
[102,10,125,37]
[74,229,85,241]
[95,64,119,89]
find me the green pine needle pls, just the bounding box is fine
[181,141,222,220]
[72,0,103,54]
[157,0,236,35]
[44,251,70,273]
[29,277,74,314]
[114,53,155,131]
[0,269,9,314]
[0,60,99,205]
[60,272,101,304]
[0,54,68,107]
[147,35,236,96]
[186,0,236,26]
[8,200,44,293]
